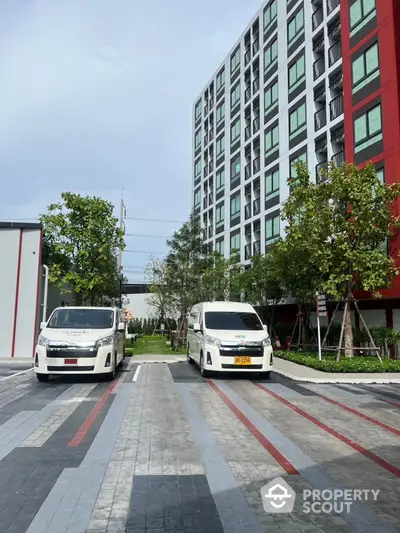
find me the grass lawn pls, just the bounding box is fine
[125,335,186,356]
[275,351,400,373]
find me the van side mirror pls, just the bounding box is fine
[118,322,126,332]
[40,321,47,330]
[263,324,268,331]
[193,322,201,332]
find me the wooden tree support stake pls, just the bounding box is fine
[353,299,383,363]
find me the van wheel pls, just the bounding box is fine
[200,353,211,378]
[105,356,116,381]
[36,373,49,382]
[187,345,194,364]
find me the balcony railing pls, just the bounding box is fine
[209,98,214,109]
[314,108,327,132]
[328,40,341,67]
[253,157,261,174]
[252,37,259,55]
[245,124,251,141]
[253,116,260,134]
[328,23,341,42]
[316,160,328,183]
[332,150,344,166]
[330,93,343,120]
[313,35,324,55]
[253,240,261,256]
[209,161,213,173]
[245,163,251,179]
[209,129,214,141]
[204,134,208,146]
[253,77,260,93]
[203,197,208,209]
[313,56,325,81]
[253,198,261,216]
[245,204,252,220]
[331,126,344,144]
[327,0,339,14]
[204,166,208,178]
[208,193,213,205]
[202,228,207,240]
[312,6,323,30]
[208,226,213,238]
[245,243,252,261]
[245,87,251,103]
[314,84,326,103]
[245,50,251,66]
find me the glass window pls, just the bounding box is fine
[265,214,280,243]
[216,203,225,225]
[354,104,382,153]
[351,42,379,93]
[216,239,224,255]
[376,168,384,183]
[231,47,240,72]
[265,169,279,197]
[231,118,241,142]
[205,311,263,330]
[231,156,241,179]
[289,103,307,139]
[230,195,240,217]
[290,152,307,180]
[216,68,225,91]
[216,169,225,190]
[216,102,225,123]
[216,135,225,156]
[263,0,277,30]
[230,233,240,253]
[231,83,241,107]
[195,131,201,148]
[194,159,201,177]
[350,0,376,35]
[194,189,201,207]
[289,54,305,91]
[195,101,202,120]
[288,8,304,44]
[265,125,279,155]
[264,39,278,71]
[264,81,278,112]
[48,308,114,329]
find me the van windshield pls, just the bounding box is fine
[47,309,114,329]
[204,312,263,330]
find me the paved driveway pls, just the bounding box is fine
[0,361,399,532]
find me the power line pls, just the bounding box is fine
[123,250,167,255]
[124,233,170,239]
[124,217,184,224]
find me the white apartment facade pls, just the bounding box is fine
[192,0,344,262]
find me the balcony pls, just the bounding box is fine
[328,23,341,42]
[312,6,323,30]
[316,160,328,183]
[245,124,251,141]
[209,161,214,173]
[313,56,325,81]
[253,240,261,256]
[203,197,208,209]
[208,226,213,238]
[329,70,343,91]
[204,166,208,178]
[209,98,214,108]
[245,203,252,220]
[245,87,251,103]
[204,134,208,146]
[208,192,213,205]
[253,116,260,134]
[202,228,207,240]
[330,93,343,120]
[245,163,251,180]
[331,125,344,144]
[253,77,260,93]
[209,129,214,141]
[253,198,261,216]
[252,37,259,55]
[332,150,344,166]
[253,157,261,174]
[245,243,252,261]
[245,50,251,66]
[327,0,339,14]
[313,35,325,55]
[204,104,208,116]
[314,84,326,103]
[314,108,327,132]
[328,41,341,67]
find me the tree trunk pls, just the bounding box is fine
[343,297,353,358]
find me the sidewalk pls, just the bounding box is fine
[273,356,400,383]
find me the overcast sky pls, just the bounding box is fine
[0,0,262,281]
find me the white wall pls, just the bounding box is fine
[124,293,157,320]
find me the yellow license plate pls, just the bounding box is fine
[234,356,251,365]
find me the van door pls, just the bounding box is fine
[189,310,200,363]
[115,310,124,363]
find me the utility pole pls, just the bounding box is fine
[117,188,126,308]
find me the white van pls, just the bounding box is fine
[34,306,126,382]
[187,301,273,378]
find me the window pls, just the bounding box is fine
[230,195,240,218]
[216,102,225,123]
[231,118,241,143]
[264,81,278,113]
[216,239,224,255]
[263,0,277,31]
[350,0,376,36]
[194,159,201,177]
[231,47,240,73]
[289,54,305,92]
[376,168,384,183]
[264,39,278,71]
[289,103,306,140]
[266,214,280,244]
[288,8,304,44]
[231,83,241,108]
[354,104,382,154]
[195,130,201,148]
[48,308,114,329]
[194,189,201,207]
[352,42,379,94]
[290,152,307,181]
[216,203,225,226]
[205,312,263,330]
[216,169,225,190]
[230,233,240,253]
[195,101,202,120]
[231,155,241,179]
[265,124,279,156]
[216,135,225,156]
[265,169,279,198]
[216,68,225,91]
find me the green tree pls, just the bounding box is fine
[40,192,125,305]
[283,161,400,356]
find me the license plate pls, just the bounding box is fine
[234,356,251,365]
[64,359,77,365]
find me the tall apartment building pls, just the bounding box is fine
[192,0,400,327]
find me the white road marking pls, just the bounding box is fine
[0,367,33,381]
[132,365,141,382]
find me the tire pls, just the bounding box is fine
[187,345,194,364]
[199,353,211,378]
[104,355,116,381]
[259,371,271,380]
[36,373,49,382]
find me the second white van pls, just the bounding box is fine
[187,301,273,378]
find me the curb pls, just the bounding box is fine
[273,368,400,384]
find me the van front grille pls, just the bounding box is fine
[219,346,263,357]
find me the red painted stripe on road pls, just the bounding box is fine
[254,383,400,478]
[67,378,119,447]
[11,230,23,358]
[207,380,298,475]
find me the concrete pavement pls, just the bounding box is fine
[0,360,398,532]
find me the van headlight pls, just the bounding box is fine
[37,334,50,347]
[262,336,271,347]
[96,335,114,348]
[204,334,220,347]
